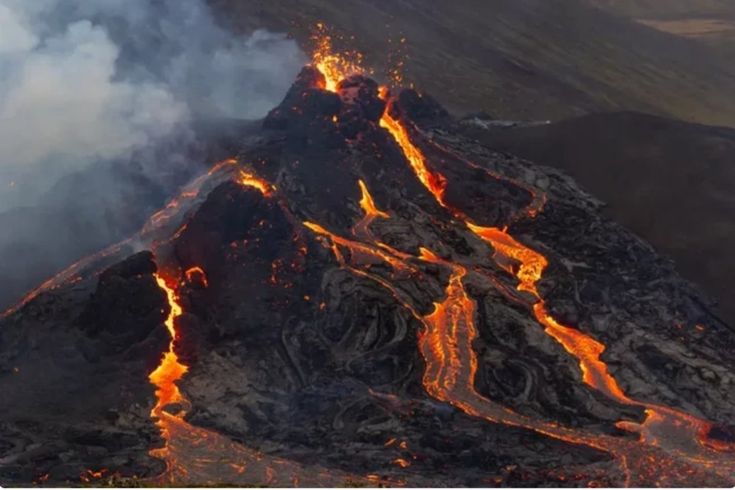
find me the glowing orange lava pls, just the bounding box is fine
[465,222,633,404]
[311,23,368,91]
[324,55,733,480]
[379,110,449,208]
[146,266,366,486]
[353,179,389,239]
[238,170,274,196]
[148,273,189,474]
[305,221,416,274]
[358,179,389,221]
[1,157,239,320]
[185,266,209,288]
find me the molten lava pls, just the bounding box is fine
[297,41,735,480]
[311,23,368,91]
[465,222,633,404]
[353,179,389,239]
[238,170,274,196]
[149,273,189,470]
[185,266,209,288]
[378,109,449,208]
[358,179,389,221]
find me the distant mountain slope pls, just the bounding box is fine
[586,0,735,19]
[586,0,735,54]
[459,112,735,326]
[211,0,735,126]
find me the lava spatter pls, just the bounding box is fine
[311,22,369,92]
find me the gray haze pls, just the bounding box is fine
[0,0,306,210]
[0,0,306,311]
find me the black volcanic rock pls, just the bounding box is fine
[263,66,343,149]
[394,88,451,125]
[335,75,387,138]
[0,252,168,484]
[79,251,166,350]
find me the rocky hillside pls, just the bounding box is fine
[587,0,735,54]
[210,0,735,126]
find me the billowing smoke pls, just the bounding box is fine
[0,0,306,310]
[0,0,306,209]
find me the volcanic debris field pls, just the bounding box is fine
[1,63,735,487]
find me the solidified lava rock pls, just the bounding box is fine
[0,252,169,484]
[394,88,450,125]
[2,70,735,487]
[263,66,343,149]
[79,251,166,350]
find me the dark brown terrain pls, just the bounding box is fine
[211,0,735,126]
[588,0,735,55]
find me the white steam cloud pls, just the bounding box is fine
[0,0,305,209]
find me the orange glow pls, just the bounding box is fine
[535,303,632,404]
[379,110,448,207]
[80,468,108,482]
[149,273,189,466]
[2,156,239,320]
[185,266,209,288]
[311,23,368,92]
[208,157,238,176]
[466,223,545,297]
[238,171,274,196]
[353,179,389,239]
[380,103,634,407]
[418,247,443,263]
[11,36,731,485]
[420,266,473,399]
[466,222,632,404]
[304,221,415,274]
[358,179,389,220]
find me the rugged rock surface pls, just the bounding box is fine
[1,70,734,486]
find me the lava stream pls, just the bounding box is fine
[378,112,449,209]
[238,170,275,196]
[148,273,190,478]
[465,222,633,405]
[370,84,734,478]
[353,179,390,239]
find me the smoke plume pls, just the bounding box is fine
[0,0,305,209]
[0,0,306,310]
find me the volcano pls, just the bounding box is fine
[1,50,735,487]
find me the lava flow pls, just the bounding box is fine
[238,170,275,196]
[353,179,390,239]
[306,38,734,482]
[148,272,190,476]
[374,80,735,480]
[465,223,633,404]
[141,173,381,486]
